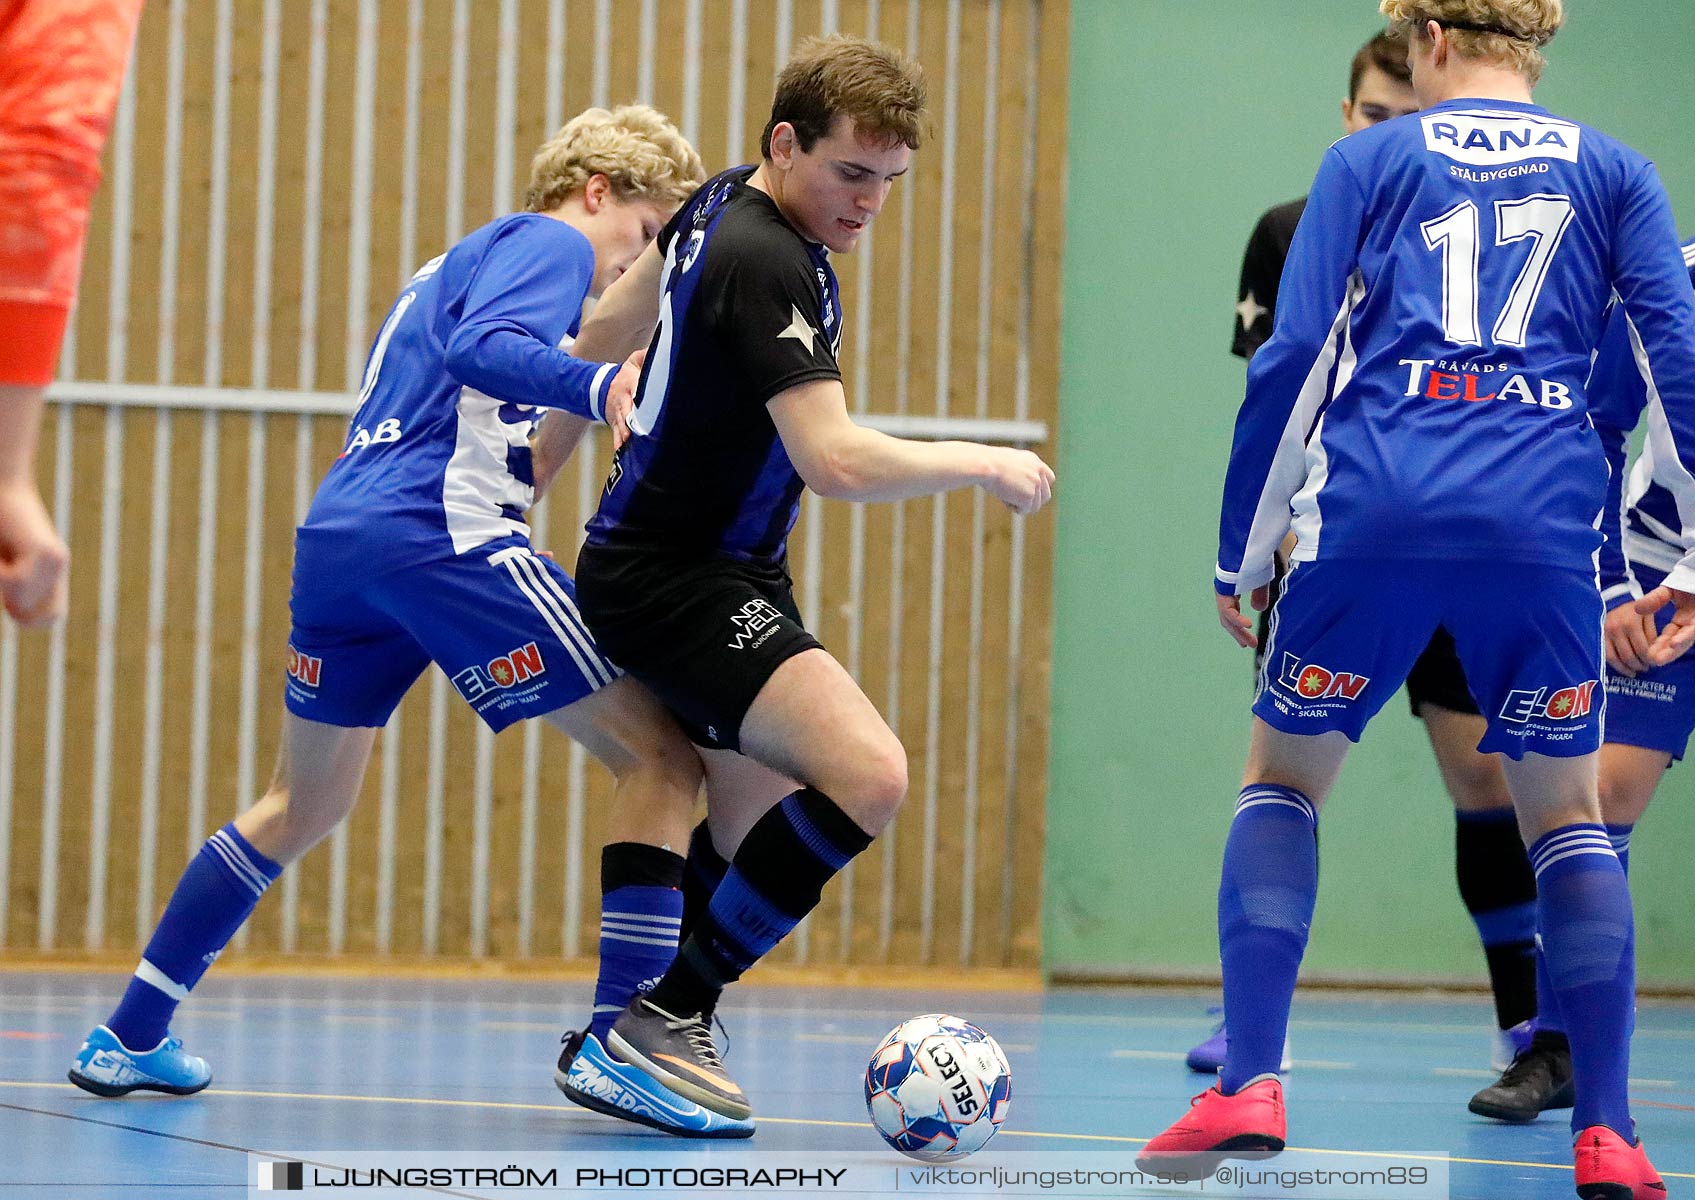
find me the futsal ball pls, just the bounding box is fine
[864,1014,1011,1161]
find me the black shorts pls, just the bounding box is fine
[574,541,822,751]
[1405,625,1482,718]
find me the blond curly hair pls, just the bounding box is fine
[523,105,705,214]
[1379,0,1563,84]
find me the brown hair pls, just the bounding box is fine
[1379,0,1564,85]
[523,104,704,214]
[1349,28,1412,100]
[759,34,927,159]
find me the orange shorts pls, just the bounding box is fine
[0,0,143,384]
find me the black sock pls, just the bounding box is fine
[647,789,872,1017]
[601,841,686,892]
[679,820,729,945]
[1455,810,1539,1029]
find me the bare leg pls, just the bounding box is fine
[737,647,908,834]
[234,713,378,866]
[1422,706,1513,813]
[1597,742,1670,830]
[1241,718,1351,803]
[700,747,797,855]
[542,676,701,851]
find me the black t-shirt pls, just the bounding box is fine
[1231,197,1306,359]
[585,166,844,566]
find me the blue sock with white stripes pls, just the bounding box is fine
[649,789,873,1017]
[1218,784,1319,1094]
[1534,823,1633,1038]
[107,823,281,1051]
[1530,824,1635,1138]
[589,843,684,1042]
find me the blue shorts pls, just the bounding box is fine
[285,536,619,733]
[1254,559,1603,759]
[1603,566,1695,763]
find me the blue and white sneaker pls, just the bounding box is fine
[68,1025,211,1097]
[1185,1006,1294,1075]
[554,1029,754,1139]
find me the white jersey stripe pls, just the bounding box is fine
[587,362,616,422]
[1624,313,1695,593]
[1225,271,1366,592]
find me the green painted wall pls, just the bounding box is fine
[1049,1,1695,985]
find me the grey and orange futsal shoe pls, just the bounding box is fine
[605,996,752,1122]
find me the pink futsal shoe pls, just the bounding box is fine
[1135,1076,1286,1181]
[1574,1125,1667,1200]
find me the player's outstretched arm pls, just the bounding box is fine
[0,387,69,626]
[570,241,666,369]
[768,377,1053,514]
[529,411,590,501]
[442,222,618,420]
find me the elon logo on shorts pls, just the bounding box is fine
[1498,680,1597,724]
[451,642,546,703]
[727,599,783,650]
[286,645,323,688]
[1278,653,1370,701]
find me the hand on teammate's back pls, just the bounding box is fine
[1638,586,1695,667]
[982,447,1054,515]
[606,348,647,451]
[0,476,69,627]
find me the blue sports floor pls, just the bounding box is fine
[0,971,1690,1198]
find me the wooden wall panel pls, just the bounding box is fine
[7,0,1068,974]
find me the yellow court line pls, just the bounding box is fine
[5,1079,1692,1180]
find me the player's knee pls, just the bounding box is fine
[844,736,907,830]
[260,779,354,850]
[1596,772,1652,828]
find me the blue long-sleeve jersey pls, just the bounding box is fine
[299,213,616,581]
[1216,99,1695,600]
[1592,239,1695,606]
